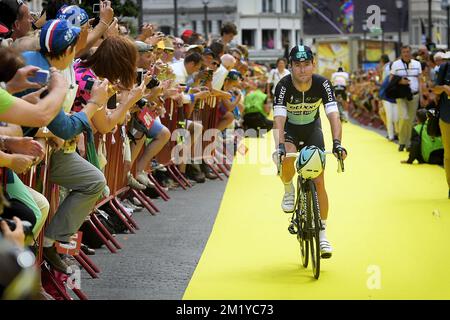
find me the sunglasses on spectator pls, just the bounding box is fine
[211,61,220,67]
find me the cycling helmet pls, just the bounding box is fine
[296,146,326,179]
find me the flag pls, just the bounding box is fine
[420,18,427,44]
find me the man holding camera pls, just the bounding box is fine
[390,45,422,152]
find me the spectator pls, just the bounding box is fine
[433,60,450,198]
[0,0,32,41]
[220,22,237,48]
[390,45,422,152]
[267,58,290,99]
[401,109,443,165]
[243,81,273,134]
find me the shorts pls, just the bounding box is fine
[145,117,165,139]
[284,119,325,152]
[334,85,347,101]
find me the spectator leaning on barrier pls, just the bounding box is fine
[390,45,422,152]
[20,19,108,275]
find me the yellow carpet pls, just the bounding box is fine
[183,119,450,300]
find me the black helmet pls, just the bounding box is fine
[289,45,314,62]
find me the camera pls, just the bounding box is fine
[147,76,160,90]
[136,98,148,108]
[0,217,33,237]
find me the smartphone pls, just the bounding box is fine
[107,94,117,109]
[92,3,100,13]
[29,69,49,85]
[85,78,95,92]
[136,68,144,86]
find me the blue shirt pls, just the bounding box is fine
[21,51,91,140]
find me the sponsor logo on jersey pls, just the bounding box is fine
[322,80,334,103]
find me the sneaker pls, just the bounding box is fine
[281,192,295,213]
[127,172,146,190]
[319,239,333,259]
[136,171,156,189]
[132,197,143,207]
[81,244,96,256]
[201,163,218,180]
[186,164,206,183]
[398,144,405,152]
[43,246,72,275]
[122,199,142,212]
[151,159,167,172]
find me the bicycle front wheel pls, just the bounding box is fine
[307,180,321,279]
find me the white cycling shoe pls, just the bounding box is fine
[319,238,333,259]
[281,192,295,213]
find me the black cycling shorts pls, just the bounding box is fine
[284,119,325,152]
[334,85,347,101]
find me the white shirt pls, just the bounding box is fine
[212,65,229,90]
[331,71,349,87]
[171,60,189,85]
[269,68,290,94]
[170,60,194,104]
[390,59,422,94]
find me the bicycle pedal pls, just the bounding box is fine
[288,224,297,235]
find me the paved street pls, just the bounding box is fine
[81,179,227,300]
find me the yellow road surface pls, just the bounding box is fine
[184,121,450,300]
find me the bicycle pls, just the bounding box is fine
[276,145,344,279]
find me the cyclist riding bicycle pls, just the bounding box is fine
[331,67,350,122]
[273,45,348,259]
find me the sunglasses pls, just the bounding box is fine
[212,61,220,67]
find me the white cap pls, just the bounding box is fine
[443,51,450,60]
[434,52,446,60]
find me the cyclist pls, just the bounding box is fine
[273,45,348,259]
[331,67,350,122]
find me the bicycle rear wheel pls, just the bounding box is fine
[307,180,321,279]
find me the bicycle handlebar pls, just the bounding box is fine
[276,151,345,175]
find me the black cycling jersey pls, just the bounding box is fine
[273,74,338,126]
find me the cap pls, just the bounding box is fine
[186,44,203,53]
[181,29,194,40]
[0,22,10,36]
[40,19,81,55]
[203,47,216,58]
[163,38,174,51]
[56,5,89,27]
[443,51,450,60]
[289,45,314,62]
[434,52,446,61]
[135,40,153,53]
[0,0,24,29]
[227,69,242,81]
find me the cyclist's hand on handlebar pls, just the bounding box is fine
[277,143,286,163]
[333,139,347,160]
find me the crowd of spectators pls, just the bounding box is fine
[0,0,275,299]
[346,45,450,197]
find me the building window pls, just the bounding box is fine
[160,26,171,35]
[192,21,197,32]
[262,0,274,13]
[242,29,256,48]
[202,20,213,34]
[282,29,291,47]
[281,0,290,13]
[262,29,275,49]
[218,20,222,32]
